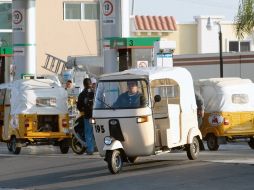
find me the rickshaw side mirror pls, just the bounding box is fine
[154,95,161,102]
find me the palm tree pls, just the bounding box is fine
[235,0,254,39]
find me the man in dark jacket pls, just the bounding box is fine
[77,78,95,155]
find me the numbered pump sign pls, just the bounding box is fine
[102,0,115,25]
[12,9,25,32]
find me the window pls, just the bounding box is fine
[232,94,249,104]
[0,2,12,29]
[64,2,99,20]
[0,2,12,47]
[153,85,179,98]
[229,41,250,52]
[94,80,149,109]
[240,42,250,52]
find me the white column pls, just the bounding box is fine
[194,16,223,54]
[100,0,131,73]
[12,0,36,79]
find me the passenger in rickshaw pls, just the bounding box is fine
[113,80,146,108]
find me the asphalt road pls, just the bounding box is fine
[0,142,254,190]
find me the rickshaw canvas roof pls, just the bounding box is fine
[100,67,197,112]
[100,67,190,82]
[0,79,68,115]
[196,78,254,112]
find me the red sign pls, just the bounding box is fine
[103,0,113,16]
[13,10,23,25]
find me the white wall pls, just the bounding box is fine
[194,16,223,54]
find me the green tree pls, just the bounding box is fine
[235,0,254,39]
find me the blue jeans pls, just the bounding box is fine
[84,118,94,153]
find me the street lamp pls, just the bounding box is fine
[206,17,223,78]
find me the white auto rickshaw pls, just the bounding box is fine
[92,67,202,174]
[195,78,254,150]
[0,79,71,154]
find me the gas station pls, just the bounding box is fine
[0,0,176,85]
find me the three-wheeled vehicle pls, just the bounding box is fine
[92,67,202,174]
[195,78,254,150]
[0,79,71,154]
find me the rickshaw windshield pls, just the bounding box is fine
[94,79,149,109]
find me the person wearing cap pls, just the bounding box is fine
[77,78,95,155]
[113,80,146,108]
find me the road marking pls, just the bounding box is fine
[205,159,254,165]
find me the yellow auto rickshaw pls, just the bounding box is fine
[195,78,254,150]
[0,79,71,154]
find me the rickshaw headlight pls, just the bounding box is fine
[90,118,96,124]
[136,116,148,123]
[104,136,113,145]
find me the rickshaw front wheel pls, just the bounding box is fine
[186,137,200,160]
[106,150,123,174]
[71,135,86,155]
[207,134,219,151]
[248,137,254,149]
[10,136,21,155]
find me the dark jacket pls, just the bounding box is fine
[77,88,94,118]
[113,91,146,108]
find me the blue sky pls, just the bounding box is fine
[133,0,240,22]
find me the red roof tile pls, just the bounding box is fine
[135,15,177,31]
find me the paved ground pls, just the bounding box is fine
[0,142,254,190]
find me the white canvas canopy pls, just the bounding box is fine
[0,79,68,115]
[99,67,197,112]
[195,78,254,112]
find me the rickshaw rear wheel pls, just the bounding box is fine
[71,135,86,155]
[186,137,199,160]
[10,136,21,155]
[248,137,254,149]
[106,150,123,174]
[59,139,70,154]
[6,142,12,152]
[207,134,219,151]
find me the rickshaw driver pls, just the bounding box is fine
[113,81,146,108]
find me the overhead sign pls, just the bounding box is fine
[0,47,13,55]
[102,0,115,25]
[12,9,25,32]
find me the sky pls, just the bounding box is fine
[133,0,240,22]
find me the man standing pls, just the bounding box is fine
[77,78,95,155]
